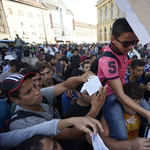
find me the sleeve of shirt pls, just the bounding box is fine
[100,57,119,81]
[40,86,54,104]
[0,119,60,149]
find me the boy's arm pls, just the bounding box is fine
[53,86,107,140]
[100,115,150,150]
[54,71,94,97]
[108,79,150,124]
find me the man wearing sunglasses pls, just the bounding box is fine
[97,18,150,140]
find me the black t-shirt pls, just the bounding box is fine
[64,100,102,120]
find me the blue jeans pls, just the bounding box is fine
[102,94,128,140]
[103,94,150,140]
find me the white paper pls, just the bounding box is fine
[92,132,109,150]
[114,0,150,46]
[80,76,102,96]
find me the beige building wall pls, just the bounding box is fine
[96,0,120,43]
[0,0,11,40]
[75,21,97,44]
[2,0,52,44]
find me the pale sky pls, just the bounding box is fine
[62,0,98,25]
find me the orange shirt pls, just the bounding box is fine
[124,112,141,140]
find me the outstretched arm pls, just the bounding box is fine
[109,79,150,124]
[100,115,150,150]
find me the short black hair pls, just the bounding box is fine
[15,135,50,150]
[74,48,79,52]
[39,48,44,52]
[130,59,145,69]
[8,59,19,67]
[123,82,143,100]
[20,67,40,75]
[90,54,96,60]
[54,52,60,57]
[15,62,31,72]
[82,61,90,68]
[70,69,85,92]
[132,55,138,59]
[34,61,51,72]
[112,18,133,39]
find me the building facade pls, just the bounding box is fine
[75,21,97,44]
[1,0,74,44]
[0,0,11,40]
[96,0,120,43]
[2,0,52,44]
[41,0,75,43]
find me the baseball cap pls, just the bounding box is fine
[80,55,90,62]
[1,72,36,98]
[4,55,15,60]
[45,54,55,62]
[36,53,44,58]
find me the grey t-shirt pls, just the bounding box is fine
[10,86,61,131]
[0,71,15,83]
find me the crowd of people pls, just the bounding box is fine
[1,17,150,150]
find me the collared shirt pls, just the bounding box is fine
[97,42,128,96]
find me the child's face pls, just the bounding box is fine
[123,99,141,116]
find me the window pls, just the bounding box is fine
[105,6,107,20]
[18,10,21,16]
[111,3,113,18]
[105,28,107,41]
[8,8,12,14]
[28,12,33,18]
[0,14,2,20]
[21,22,23,26]
[100,10,102,22]
[0,26,5,33]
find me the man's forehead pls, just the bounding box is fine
[41,67,51,73]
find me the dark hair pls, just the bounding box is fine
[34,61,51,72]
[15,135,50,150]
[10,89,21,100]
[54,52,60,57]
[132,55,138,59]
[112,18,133,39]
[90,54,97,60]
[74,48,79,52]
[8,59,19,67]
[20,67,40,75]
[71,69,85,77]
[130,59,145,69]
[70,69,85,92]
[123,82,143,100]
[82,61,90,68]
[39,48,44,52]
[15,62,31,72]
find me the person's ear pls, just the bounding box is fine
[76,91,81,98]
[130,68,133,72]
[9,97,20,104]
[111,36,116,44]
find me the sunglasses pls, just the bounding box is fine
[116,38,139,48]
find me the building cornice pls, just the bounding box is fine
[10,0,47,9]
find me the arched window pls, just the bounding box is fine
[105,28,107,41]
[105,6,107,20]
[111,3,113,18]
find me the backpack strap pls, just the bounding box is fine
[101,51,119,65]
[10,110,44,123]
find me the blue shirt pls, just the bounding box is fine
[3,64,10,72]
[0,100,12,130]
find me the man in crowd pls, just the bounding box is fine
[36,53,44,62]
[3,55,15,72]
[45,54,63,82]
[82,61,91,72]
[1,71,106,144]
[70,48,80,69]
[15,34,23,54]
[0,59,19,83]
